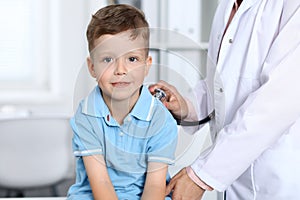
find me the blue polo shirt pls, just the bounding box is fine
[67,85,178,200]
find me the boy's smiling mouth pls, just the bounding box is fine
[111,82,131,88]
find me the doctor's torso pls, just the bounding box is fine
[205,0,300,199]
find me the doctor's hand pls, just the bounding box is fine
[166,168,205,200]
[149,80,188,120]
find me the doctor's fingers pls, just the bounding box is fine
[165,168,186,195]
[174,182,205,199]
[168,169,204,200]
[149,80,188,118]
[164,98,186,119]
[149,80,181,100]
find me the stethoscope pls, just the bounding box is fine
[153,88,214,126]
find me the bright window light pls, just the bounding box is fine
[0,0,56,102]
[0,0,35,86]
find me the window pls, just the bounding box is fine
[0,0,58,103]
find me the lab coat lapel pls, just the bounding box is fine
[237,0,261,15]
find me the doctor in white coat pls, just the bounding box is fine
[150,0,300,199]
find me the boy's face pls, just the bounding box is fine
[87,31,152,105]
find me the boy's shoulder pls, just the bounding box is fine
[138,86,177,128]
[75,86,108,118]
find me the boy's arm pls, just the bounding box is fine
[83,155,118,200]
[141,162,169,200]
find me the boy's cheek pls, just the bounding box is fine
[94,65,110,76]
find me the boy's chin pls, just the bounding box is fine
[110,91,136,100]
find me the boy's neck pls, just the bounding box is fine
[103,87,142,125]
[109,100,133,125]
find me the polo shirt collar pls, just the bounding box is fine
[130,85,154,122]
[82,85,155,122]
[81,86,109,118]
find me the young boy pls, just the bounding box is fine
[67,4,178,200]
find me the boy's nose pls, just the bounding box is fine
[114,59,127,75]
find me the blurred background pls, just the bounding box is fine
[0,0,219,199]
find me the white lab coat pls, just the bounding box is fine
[190,0,300,199]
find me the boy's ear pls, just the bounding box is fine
[87,57,96,78]
[145,56,152,76]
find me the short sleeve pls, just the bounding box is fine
[71,104,103,157]
[147,107,178,165]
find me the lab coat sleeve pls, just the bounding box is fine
[191,3,300,191]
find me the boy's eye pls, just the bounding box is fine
[128,57,138,62]
[103,57,113,63]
